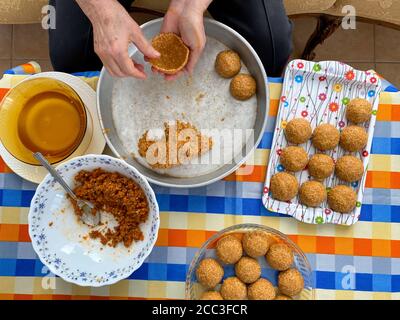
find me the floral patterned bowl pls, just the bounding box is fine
[186,224,314,300]
[28,154,159,287]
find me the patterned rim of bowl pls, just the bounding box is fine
[185,223,315,300]
[28,154,160,287]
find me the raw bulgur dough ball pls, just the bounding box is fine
[196,258,224,289]
[340,125,368,152]
[299,181,327,207]
[312,123,340,151]
[220,277,247,300]
[200,291,223,300]
[270,172,299,201]
[235,257,261,284]
[335,155,364,182]
[216,235,243,264]
[266,243,294,271]
[242,231,271,258]
[327,185,357,213]
[248,278,276,300]
[280,146,308,172]
[215,50,241,78]
[346,98,372,124]
[278,268,304,297]
[284,118,312,144]
[230,73,257,100]
[308,154,335,180]
[275,294,292,300]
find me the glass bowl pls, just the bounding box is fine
[185,223,315,300]
[0,77,92,165]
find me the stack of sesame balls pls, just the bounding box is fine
[195,231,305,300]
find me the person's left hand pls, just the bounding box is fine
[156,1,207,80]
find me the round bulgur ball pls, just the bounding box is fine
[248,278,276,300]
[308,154,335,180]
[340,125,368,152]
[284,118,312,144]
[266,243,294,271]
[275,294,292,300]
[215,50,241,78]
[230,73,256,100]
[299,181,327,207]
[220,277,247,300]
[270,172,299,201]
[200,291,223,300]
[242,231,271,258]
[312,123,340,151]
[327,185,357,213]
[196,258,224,289]
[346,98,372,124]
[278,268,304,297]
[216,235,243,264]
[235,257,261,284]
[280,146,309,172]
[335,155,364,182]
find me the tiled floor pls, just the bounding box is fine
[291,17,400,87]
[0,15,399,87]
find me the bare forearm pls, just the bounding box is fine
[188,0,213,13]
[168,0,188,13]
[169,0,213,15]
[75,0,158,78]
[76,0,118,21]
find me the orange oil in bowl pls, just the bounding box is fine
[0,77,87,165]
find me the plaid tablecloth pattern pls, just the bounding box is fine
[0,69,399,300]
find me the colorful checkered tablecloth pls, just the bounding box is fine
[0,64,399,300]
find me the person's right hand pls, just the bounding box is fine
[157,0,212,81]
[77,0,159,78]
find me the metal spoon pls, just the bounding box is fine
[34,152,100,227]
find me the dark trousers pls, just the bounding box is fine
[49,0,292,77]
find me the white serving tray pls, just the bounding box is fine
[262,60,382,226]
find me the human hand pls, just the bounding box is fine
[158,0,209,80]
[77,0,159,78]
